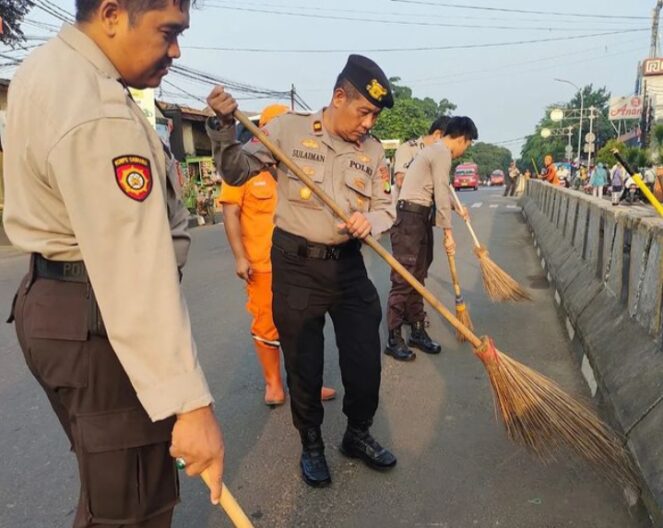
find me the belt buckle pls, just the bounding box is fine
[327,246,342,260]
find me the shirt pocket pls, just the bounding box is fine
[248,180,276,214]
[286,163,325,210]
[344,169,372,213]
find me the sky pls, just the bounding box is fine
[3,0,658,157]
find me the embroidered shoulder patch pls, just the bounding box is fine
[113,155,153,202]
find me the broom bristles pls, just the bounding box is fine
[474,246,532,302]
[475,338,638,490]
[455,301,473,342]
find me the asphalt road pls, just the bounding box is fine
[0,187,651,528]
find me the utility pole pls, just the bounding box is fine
[650,0,663,58]
[290,84,296,111]
[586,107,598,171]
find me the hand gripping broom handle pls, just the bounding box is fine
[201,471,255,528]
[446,251,463,298]
[234,110,482,348]
[611,148,663,218]
[448,184,481,248]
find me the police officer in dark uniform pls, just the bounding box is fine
[206,55,397,487]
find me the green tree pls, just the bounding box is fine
[0,0,32,46]
[453,142,513,179]
[372,77,457,141]
[596,139,626,167]
[521,85,614,173]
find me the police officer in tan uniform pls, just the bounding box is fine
[393,116,451,192]
[207,55,397,488]
[3,1,223,526]
[386,117,478,361]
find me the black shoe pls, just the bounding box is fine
[340,422,397,471]
[408,321,441,354]
[299,428,331,488]
[384,327,416,361]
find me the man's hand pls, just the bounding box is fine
[235,257,252,282]
[207,85,238,127]
[338,212,372,239]
[443,230,456,256]
[456,204,469,222]
[170,405,224,505]
[395,172,405,189]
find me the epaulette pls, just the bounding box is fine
[408,139,418,147]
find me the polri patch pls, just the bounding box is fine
[113,155,153,202]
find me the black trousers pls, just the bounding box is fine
[387,209,434,330]
[271,230,382,432]
[10,265,178,528]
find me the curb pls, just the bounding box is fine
[520,185,663,526]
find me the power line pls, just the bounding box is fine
[31,0,74,24]
[183,28,648,54]
[389,0,649,20]
[201,3,643,32]
[203,0,630,26]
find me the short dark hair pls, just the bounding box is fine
[333,76,362,101]
[76,0,194,23]
[428,115,451,136]
[443,116,478,141]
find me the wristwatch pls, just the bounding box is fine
[207,116,223,131]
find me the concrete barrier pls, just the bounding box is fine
[521,180,663,524]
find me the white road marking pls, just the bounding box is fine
[506,205,520,209]
[471,202,483,208]
[489,204,499,209]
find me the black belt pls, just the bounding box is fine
[33,254,88,283]
[273,228,360,260]
[397,200,432,216]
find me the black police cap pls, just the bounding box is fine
[339,54,394,109]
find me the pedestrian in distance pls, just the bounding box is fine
[207,54,398,488]
[219,103,336,407]
[385,117,476,362]
[393,116,451,193]
[2,1,224,526]
[206,190,217,224]
[504,160,520,197]
[610,163,625,205]
[515,168,530,196]
[590,162,608,199]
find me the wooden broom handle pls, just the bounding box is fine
[446,252,463,298]
[448,184,481,248]
[234,110,483,348]
[201,471,255,528]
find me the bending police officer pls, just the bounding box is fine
[207,55,397,487]
[386,117,478,361]
[393,116,451,192]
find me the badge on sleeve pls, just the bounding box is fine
[113,155,153,202]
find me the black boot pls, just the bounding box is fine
[408,321,441,354]
[299,428,331,488]
[340,421,397,471]
[384,327,416,361]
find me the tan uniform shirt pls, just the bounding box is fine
[394,137,425,176]
[2,24,212,421]
[208,110,395,245]
[399,141,454,229]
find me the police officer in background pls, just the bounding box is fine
[393,116,451,192]
[386,117,478,361]
[3,1,223,525]
[207,55,397,487]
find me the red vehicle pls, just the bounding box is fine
[453,163,480,191]
[490,169,505,186]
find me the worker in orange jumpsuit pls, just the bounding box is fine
[220,104,336,406]
[543,154,560,186]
